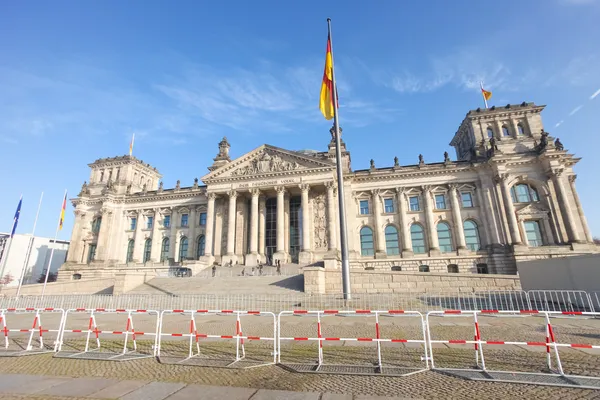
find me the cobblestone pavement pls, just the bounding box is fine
[0,353,598,399]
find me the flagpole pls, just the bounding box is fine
[327,18,352,300]
[0,194,22,282]
[480,81,489,109]
[41,190,66,298]
[16,192,43,297]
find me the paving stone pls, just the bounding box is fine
[39,377,119,397]
[250,389,321,400]
[6,376,72,394]
[321,393,353,400]
[88,379,149,398]
[165,384,257,400]
[120,381,187,400]
[0,374,46,393]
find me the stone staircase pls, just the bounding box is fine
[128,263,305,295]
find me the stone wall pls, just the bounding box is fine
[0,277,115,296]
[303,267,521,295]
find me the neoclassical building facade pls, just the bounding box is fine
[61,103,598,279]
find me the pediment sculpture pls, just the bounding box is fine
[231,152,304,176]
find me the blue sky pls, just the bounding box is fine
[1,0,599,241]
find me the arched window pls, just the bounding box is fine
[100,170,105,181]
[161,238,170,262]
[360,227,374,256]
[464,220,481,251]
[72,273,82,280]
[143,239,152,263]
[384,225,400,256]
[510,183,539,203]
[92,217,102,234]
[486,127,494,138]
[437,222,453,253]
[410,224,426,254]
[126,239,135,263]
[197,235,206,259]
[419,265,430,272]
[502,125,510,137]
[179,236,189,261]
[517,124,525,136]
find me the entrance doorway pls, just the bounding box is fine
[265,198,277,265]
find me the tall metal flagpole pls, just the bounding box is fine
[16,192,44,297]
[41,190,66,298]
[327,18,352,300]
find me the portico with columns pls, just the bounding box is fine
[59,102,598,282]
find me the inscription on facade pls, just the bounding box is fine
[233,178,301,189]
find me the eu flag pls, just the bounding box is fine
[11,196,22,238]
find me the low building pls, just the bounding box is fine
[59,102,598,281]
[0,233,69,287]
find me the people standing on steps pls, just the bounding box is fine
[211,264,216,277]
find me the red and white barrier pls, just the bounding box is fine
[277,309,429,376]
[156,309,277,368]
[0,308,65,356]
[56,308,159,361]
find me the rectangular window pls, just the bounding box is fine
[199,212,207,226]
[409,196,420,211]
[477,263,488,274]
[461,192,473,208]
[359,200,369,215]
[435,194,446,209]
[146,216,153,229]
[524,220,543,247]
[92,218,102,234]
[130,217,137,231]
[384,198,394,213]
[87,244,97,263]
[163,215,171,228]
[181,214,189,227]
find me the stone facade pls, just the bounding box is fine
[59,103,598,281]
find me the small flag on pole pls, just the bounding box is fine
[129,133,135,157]
[319,34,337,120]
[58,192,67,231]
[480,82,492,109]
[10,196,23,238]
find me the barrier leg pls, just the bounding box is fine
[426,314,435,369]
[375,312,382,372]
[317,312,323,367]
[25,311,40,351]
[235,313,245,361]
[0,312,8,349]
[473,312,486,371]
[420,312,429,369]
[188,312,197,359]
[545,313,565,376]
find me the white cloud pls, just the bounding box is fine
[590,88,600,100]
[555,120,564,128]
[569,105,584,116]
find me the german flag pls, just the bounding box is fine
[58,191,67,230]
[319,34,337,120]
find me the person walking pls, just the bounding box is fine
[212,264,216,277]
[276,263,281,276]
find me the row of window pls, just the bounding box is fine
[359,192,474,215]
[123,236,207,264]
[391,264,489,274]
[128,212,207,231]
[486,123,526,138]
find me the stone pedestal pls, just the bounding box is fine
[273,251,288,265]
[221,254,239,266]
[298,250,312,265]
[245,253,260,267]
[200,254,215,267]
[457,247,469,256]
[401,249,414,258]
[375,251,387,259]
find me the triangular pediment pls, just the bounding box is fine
[202,145,334,182]
[516,202,549,216]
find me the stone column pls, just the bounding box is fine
[449,184,467,253]
[189,208,197,259]
[131,210,144,262]
[519,219,529,246]
[246,189,260,266]
[67,210,84,263]
[258,196,266,259]
[169,208,177,261]
[552,170,583,243]
[542,217,555,245]
[325,182,337,255]
[274,186,287,263]
[396,188,412,256]
[150,208,162,262]
[95,208,113,262]
[222,190,238,265]
[475,184,494,246]
[203,193,216,259]
[422,186,439,254]
[497,174,523,245]
[568,175,593,243]
[299,184,312,264]
[372,189,386,258]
